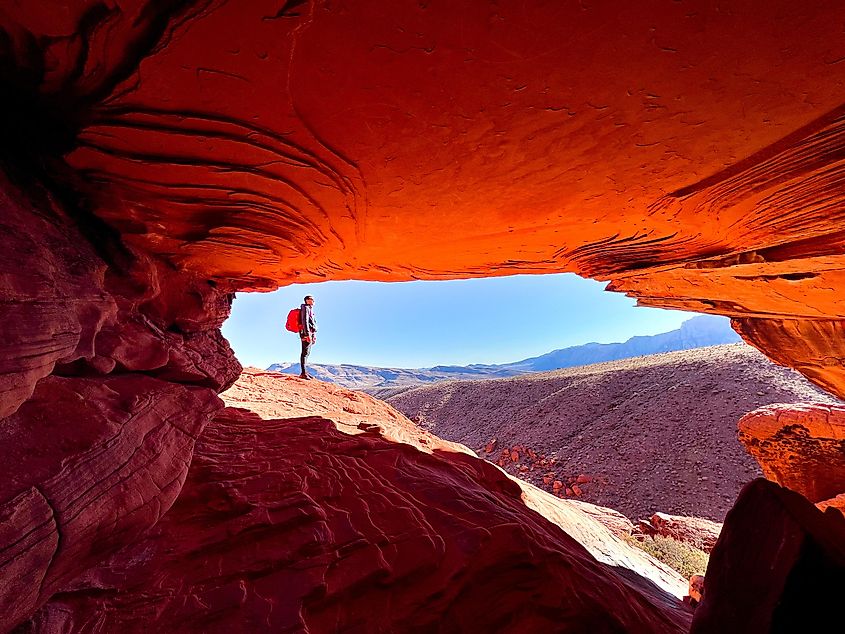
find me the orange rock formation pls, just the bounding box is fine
[3,1,844,393]
[739,403,845,503]
[2,1,845,631]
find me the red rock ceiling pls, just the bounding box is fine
[3,1,845,631]
[3,1,845,287]
[4,1,845,401]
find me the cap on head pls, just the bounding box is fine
[304,295,314,301]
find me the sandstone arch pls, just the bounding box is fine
[2,1,845,631]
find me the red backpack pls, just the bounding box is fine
[285,307,301,333]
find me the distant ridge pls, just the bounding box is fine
[499,314,742,373]
[267,315,742,390]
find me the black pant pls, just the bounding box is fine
[300,338,313,375]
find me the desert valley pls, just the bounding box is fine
[4,1,845,632]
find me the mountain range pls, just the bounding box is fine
[266,314,742,390]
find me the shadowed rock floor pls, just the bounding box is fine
[21,371,691,633]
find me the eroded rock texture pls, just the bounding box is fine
[0,375,218,628]
[0,174,114,419]
[2,1,845,631]
[0,176,240,630]
[223,370,688,598]
[739,403,845,504]
[23,391,691,632]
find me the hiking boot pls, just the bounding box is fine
[299,373,312,380]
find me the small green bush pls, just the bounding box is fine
[624,534,709,579]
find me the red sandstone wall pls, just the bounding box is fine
[2,1,845,630]
[0,175,240,628]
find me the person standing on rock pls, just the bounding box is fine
[299,295,317,379]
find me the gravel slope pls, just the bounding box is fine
[386,344,840,521]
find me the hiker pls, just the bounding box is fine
[298,295,317,379]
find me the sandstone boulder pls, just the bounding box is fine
[739,403,845,502]
[817,493,845,514]
[637,513,723,553]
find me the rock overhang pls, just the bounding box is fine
[3,2,845,630]
[2,0,844,290]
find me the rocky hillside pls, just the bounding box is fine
[269,315,740,389]
[386,344,841,522]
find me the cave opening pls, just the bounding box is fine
[3,0,845,629]
[221,271,841,531]
[220,272,796,524]
[222,272,702,372]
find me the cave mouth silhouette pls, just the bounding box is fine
[222,272,702,372]
[219,272,759,531]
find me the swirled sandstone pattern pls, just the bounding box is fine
[23,373,691,632]
[2,1,845,631]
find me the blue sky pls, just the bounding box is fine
[223,273,701,369]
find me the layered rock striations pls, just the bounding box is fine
[23,373,691,633]
[2,1,845,631]
[0,176,241,630]
[0,375,218,628]
[0,176,114,420]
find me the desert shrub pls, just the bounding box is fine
[624,534,709,579]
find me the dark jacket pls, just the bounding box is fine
[299,303,317,338]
